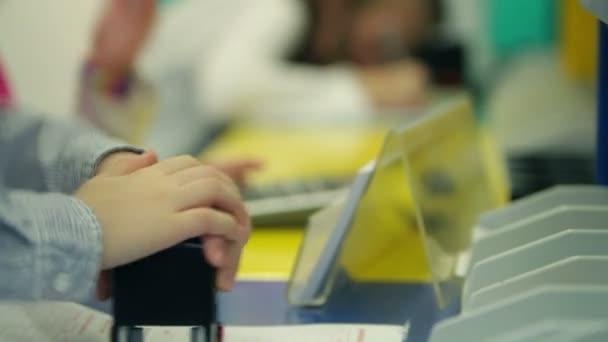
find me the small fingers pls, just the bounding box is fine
[151,155,201,175]
[175,178,247,226]
[176,208,240,241]
[173,165,233,187]
[215,241,243,291]
[203,236,227,268]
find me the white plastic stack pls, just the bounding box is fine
[430,185,608,342]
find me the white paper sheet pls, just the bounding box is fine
[0,302,404,342]
[224,325,404,342]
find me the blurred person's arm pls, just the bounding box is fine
[357,60,429,109]
[194,0,375,124]
[194,0,428,124]
[77,0,157,143]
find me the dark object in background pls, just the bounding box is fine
[410,40,466,86]
[112,239,218,342]
[508,153,596,200]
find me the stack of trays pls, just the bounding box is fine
[430,185,608,342]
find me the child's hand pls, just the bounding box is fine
[76,155,251,292]
[358,59,430,109]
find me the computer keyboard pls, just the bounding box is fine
[507,154,595,200]
[243,177,352,227]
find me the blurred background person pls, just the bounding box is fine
[79,0,448,157]
[3,0,594,198]
[79,0,262,185]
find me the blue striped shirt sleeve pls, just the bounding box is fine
[0,109,141,302]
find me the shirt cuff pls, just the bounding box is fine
[9,192,103,302]
[54,131,143,194]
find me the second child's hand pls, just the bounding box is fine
[90,0,156,76]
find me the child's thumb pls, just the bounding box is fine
[100,150,158,176]
[127,150,158,171]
